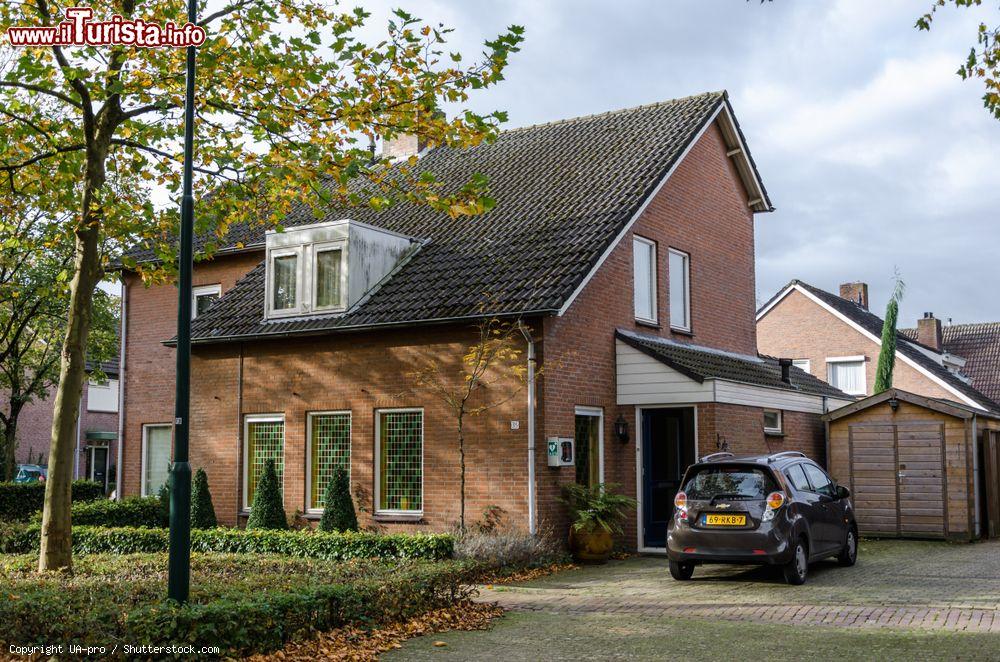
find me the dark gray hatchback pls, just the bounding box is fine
[666,451,857,585]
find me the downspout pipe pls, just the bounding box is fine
[517,321,537,536]
[115,280,127,500]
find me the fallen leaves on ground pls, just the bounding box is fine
[484,562,578,585]
[247,600,503,661]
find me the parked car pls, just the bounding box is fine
[13,464,47,484]
[666,451,857,585]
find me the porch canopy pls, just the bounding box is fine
[614,329,853,413]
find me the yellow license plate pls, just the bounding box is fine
[704,514,746,526]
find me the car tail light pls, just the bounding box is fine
[762,491,786,522]
[674,491,688,521]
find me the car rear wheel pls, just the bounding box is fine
[782,539,808,585]
[668,560,695,581]
[838,526,858,567]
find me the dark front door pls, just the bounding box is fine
[91,446,109,492]
[642,407,696,548]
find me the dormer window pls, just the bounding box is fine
[264,220,416,321]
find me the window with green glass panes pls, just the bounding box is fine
[378,410,423,512]
[245,418,284,507]
[310,413,351,509]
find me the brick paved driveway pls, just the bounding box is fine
[479,539,1000,632]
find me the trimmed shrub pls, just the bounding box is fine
[0,480,103,522]
[319,467,357,532]
[0,524,455,560]
[157,481,170,526]
[190,468,217,529]
[246,459,287,530]
[30,496,162,528]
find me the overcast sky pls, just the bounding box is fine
[353,0,999,326]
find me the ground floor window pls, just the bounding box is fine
[244,415,285,509]
[141,424,172,497]
[763,409,783,435]
[575,407,604,487]
[376,409,423,514]
[308,411,351,511]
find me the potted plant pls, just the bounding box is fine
[562,483,636,563]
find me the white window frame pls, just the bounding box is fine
[266,247,306,317]
[763,409,783,435]
[192,284,222,319]
[633,236,658,324]
[305,410,352,513]
[667,247,691,332]
[311,240,348,313]
[86,377,119,413]
[792,358,811,374]
[140,423,172,497]
[826,355,867,396]
[374,407,424,517]
[242,414,285,511]
[574,406,605,486]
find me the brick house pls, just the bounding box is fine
[119,91,850,551]
[11,358,120,492]
[757,280,998,411]
[900,322,1000,404]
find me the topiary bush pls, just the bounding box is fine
[30,496,162,528]
[157,481,170,526]
[319,467,357,532]
[246,459,287,530]
[190,468,218,529]
[0,480,103,522]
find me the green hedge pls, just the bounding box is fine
[0,524,455,560]
[0,559,478,657]
[0,480,103,522]
[28,496,164,529]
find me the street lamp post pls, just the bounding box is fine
[167,0,198,603]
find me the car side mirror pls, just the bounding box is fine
[836,485,850,500]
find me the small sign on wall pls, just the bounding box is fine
[547,437,574,467]
[510,420,520,430]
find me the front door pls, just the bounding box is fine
[90,446,109,492]
[641,407,696,548]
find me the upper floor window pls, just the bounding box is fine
[633,236,657,323]
[87,377,119,413]
[192,284,221,319]
[827,356,866,395]
[668,248,690,331]
[264,220,415,320]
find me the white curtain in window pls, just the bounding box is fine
[315,249,342,308]
[633,238,655,321]
[272,254,297,310]
[144,426,171,496]
[828,361,865,394]
[669,250,689,329]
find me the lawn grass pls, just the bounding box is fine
[387,611,1000,661]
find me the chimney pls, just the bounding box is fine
[778,358,793,384]
[917,312,943,351]
[839,282,869,310]
[381,133,431,161]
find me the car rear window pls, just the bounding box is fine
[683,465,778,500]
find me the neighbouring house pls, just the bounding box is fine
[757,280,998,412]
[824,388,1000,541]
[11,357,121,492]
[118,91,851,551]
[900,321,1000,404]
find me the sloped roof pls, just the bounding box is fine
[760,280,1000,412]
[901,322,1000,403]
[615,329,850,399]
[160,91,769,343]
[823,388,1000,422]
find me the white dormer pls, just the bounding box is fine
[264,220,416,320]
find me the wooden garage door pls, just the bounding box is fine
[848,422,948,538]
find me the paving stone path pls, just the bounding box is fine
[477,539,1000,633]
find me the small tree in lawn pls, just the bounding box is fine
[190,468,217,529]
[412,316,530,531]
[319,467,358,532]
[246,459,287,530]
[874,273,906,394]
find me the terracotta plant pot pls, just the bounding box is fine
[569,527,614,564]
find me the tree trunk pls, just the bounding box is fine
[458,412,466,532]
[38,174,104,572]
[2,412,20,481]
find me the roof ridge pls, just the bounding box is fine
[500,90,726,135]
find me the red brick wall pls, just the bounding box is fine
[120,251,263,497]
[757,288,957,401]
[186,325,530,529]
